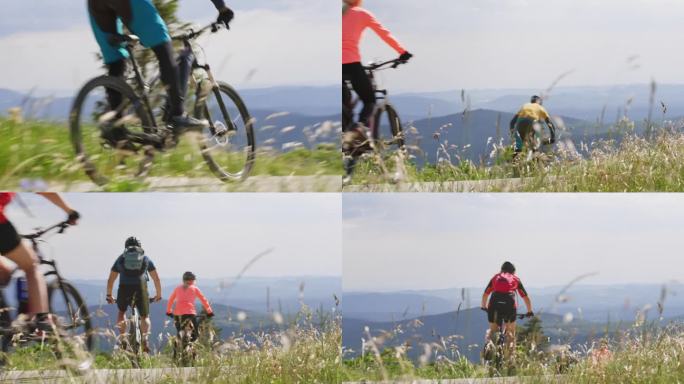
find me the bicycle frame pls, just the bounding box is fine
[0,222,80,336]
[114,23,237,137]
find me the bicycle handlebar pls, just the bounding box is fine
[172,22,224,42]
[20,221,70,240]
[365,58,409,71]
[480,307,534,319]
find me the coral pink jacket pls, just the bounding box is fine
[167,283,213,316]
[342,6,406,64]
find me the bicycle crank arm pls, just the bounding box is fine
[127,132,164,147]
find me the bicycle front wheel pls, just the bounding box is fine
[48,280,93,351]
[372,102,404,151]
[70,75,156,186]
[195,82,255,182]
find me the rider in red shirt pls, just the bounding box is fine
[481,262,533,346]
[0,193,80,332]
[342,0,412,146]
[166,271,214,342]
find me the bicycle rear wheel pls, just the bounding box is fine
[70,75,157,186]
[372,102,404,151]
[47,280,93,351]
[194,82,255,182]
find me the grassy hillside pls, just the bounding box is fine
[348,118,684,192]
[341,319,684,383]
[2,306,342,383]
[0,119,341,191]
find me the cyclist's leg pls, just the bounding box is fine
[88,0,130,113]
[515,118,533,152]
[342,82,353,132]
[0,222,48,316]
[124,0,191,123]
[115,285,131,335]
[486,304,500,342]
[136,284,151,350]
[345,63,376,128]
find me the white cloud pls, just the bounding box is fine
[0,6,338,92]
[359,0,684,92]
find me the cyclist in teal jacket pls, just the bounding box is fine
[87,0,234,137]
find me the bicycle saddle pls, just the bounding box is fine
[108,34,140,47]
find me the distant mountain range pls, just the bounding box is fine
[343,284,684,323]
[343,307,608,363]
[13,275,341,352]
[342,284,684,362]
[390,84,684,122]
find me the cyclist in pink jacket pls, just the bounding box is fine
[342,0,412,145]
[166,271,214,342]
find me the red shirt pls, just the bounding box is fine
[484,272,528,298]
[0,193,15,224]
[342,6,406,64]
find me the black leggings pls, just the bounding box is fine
[342,62,376,132]
[106,41,184,117]
[174,314,199,342]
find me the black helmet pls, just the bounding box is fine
[501,261,516,274]
[183,271,196,281]
[530,95,543,104]
[125,236,141,248]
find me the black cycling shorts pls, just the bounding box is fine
[0,221,21,255]
[174,314,199,341]
[116,283,150,316]
[487,292,516,324]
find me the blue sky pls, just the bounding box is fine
[4,193,341,280]
[359,0,684,92]
[0,0,338,92]
[344,194,684,292]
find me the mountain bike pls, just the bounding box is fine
[343,58,408,179]
[112,296,157,358]
[70,22,255,186]
[171,312,213,366]
[511,119,557,165]
[481,310,533,375]
[0,221,93,361]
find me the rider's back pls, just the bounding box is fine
[486,272,527,297]
[168,284,210,316]
[0,193,14,223]
[517,102,550,121]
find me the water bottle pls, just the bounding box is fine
[16,277,29,314]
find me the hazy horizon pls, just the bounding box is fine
[358,0,684,93]
[344,194,684,292]
[5,193,342,280]
[0,1,337,91]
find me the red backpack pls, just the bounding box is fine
[492,272,517,293]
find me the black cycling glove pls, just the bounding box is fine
[207,312,215,318]
[399,51,413,62]
[217,7,235,28]
[67,210,80,225]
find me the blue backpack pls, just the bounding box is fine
[121,246,148,277]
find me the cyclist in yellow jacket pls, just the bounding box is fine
[510,96,556,153]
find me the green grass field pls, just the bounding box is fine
[2,308,342,383]
[341,321,684,383]
[348,123,684,192]
[0,119,341,191]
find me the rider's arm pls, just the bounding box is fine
[166,287,177,314]
[149,270,162,301]
[210,0,226,9]
[481,278,494,308]
[522,295,533,314]
[509,114,518,133]
[106,271,118,298]
[36,193,79,223]
[364,10,407,55]
[194,287,213,314]
[545,118,556,143]
[517,281,533,314]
